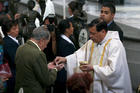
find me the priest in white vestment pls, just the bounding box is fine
[55,18,132,93]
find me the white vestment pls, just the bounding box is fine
[43,0,55,21]
[33,0,42,15]
[33,0,41,27]
[66,31,132,93]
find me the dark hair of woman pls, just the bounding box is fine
[58,19,71,35]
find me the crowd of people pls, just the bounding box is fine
[0,0,134,93]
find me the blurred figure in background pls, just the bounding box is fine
[42,14,58,93]
[68,0,87,49]
[38,0,46,16]
[100,2,123,41]
[21,0,42,41]
[43,14,57,62]
[33,0,42,15]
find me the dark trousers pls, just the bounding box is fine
[6,77,15,93]
[53,83,66,93]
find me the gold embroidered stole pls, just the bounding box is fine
[88,42,95,93]
[73,39,112,93]
[89,39,112,93]
[99,39,112,67]
[89,39,112,69]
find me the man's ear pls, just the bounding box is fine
[102,29,106,34]
[38,39,43,44]
[65,28,69,33]
[111,13,115,19]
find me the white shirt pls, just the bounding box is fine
[30,40,41,51]
[61,34,75,47]
[0,26,4,38]
[69,15,74,18]
[8,35,19,45]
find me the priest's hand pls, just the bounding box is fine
[56,63,64,71]
[54,56,67,65]
[80,64,94,72]
[48,62,64,71]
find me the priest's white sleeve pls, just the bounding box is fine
[66,53,77,77]
[65,40,92,78]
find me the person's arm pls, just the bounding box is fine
[55,56,67,65]
[32,52,57,86]
[51,31,56,55]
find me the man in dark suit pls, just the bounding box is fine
[100,2,124,41]
[15,26,64,93]
[3,20,19,93]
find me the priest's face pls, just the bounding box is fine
[89,26,105,43]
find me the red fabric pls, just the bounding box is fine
[0,2,3,12]
[0,62,12,78]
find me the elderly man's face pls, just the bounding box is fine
[39,38,50,51]
[89,26,105,43]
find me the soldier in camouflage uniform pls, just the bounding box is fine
[20,0,42,41]
[68,0,87,49]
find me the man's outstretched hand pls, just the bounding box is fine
[54,56,67,65]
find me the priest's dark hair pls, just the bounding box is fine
[88,18,108,32]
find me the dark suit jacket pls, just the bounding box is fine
[3,36,19,93]
[108,21,124,41]
[15,41,57,93]
[56,37,76,83]
[57,37,76,57]
[3,36,19,75]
